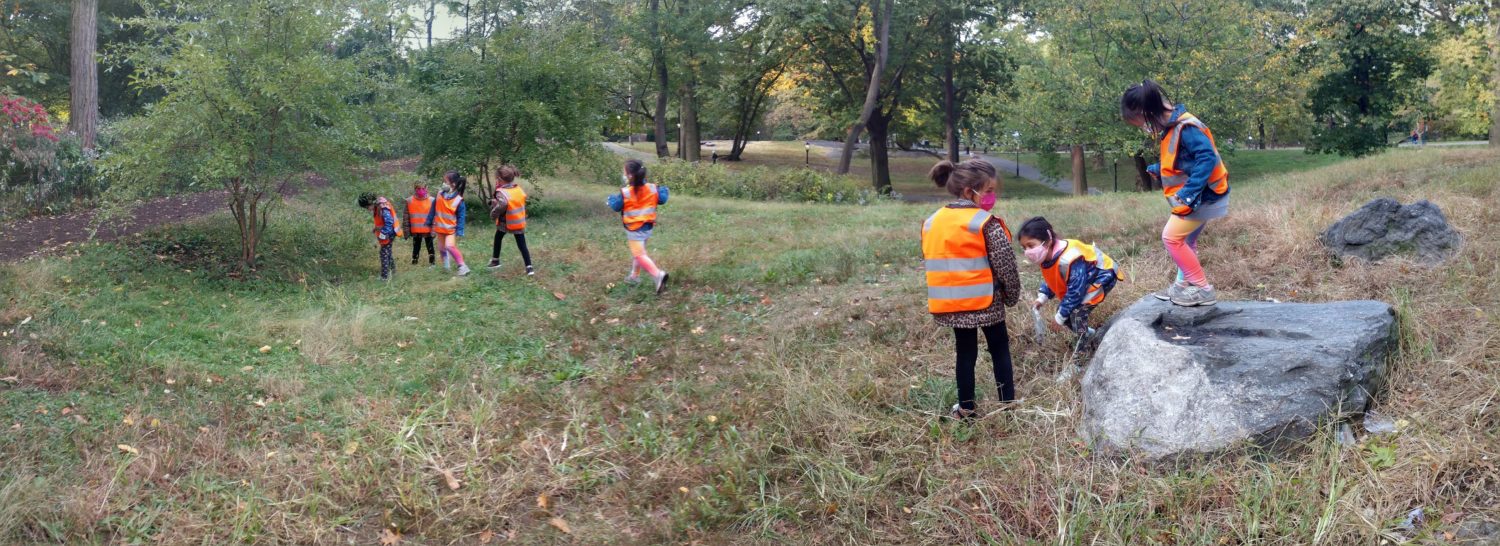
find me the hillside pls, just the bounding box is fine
[1,147,1496,544]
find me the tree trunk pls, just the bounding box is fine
[1257,119,1267,150]
[838,0,892,175]
[425,0,436,48]
[942,22,959,163]
[681,84,700,162]
[68,0,99,151]
[650,0,670,158]
[1070,144,1088,196]
[1133,152,1153,192]
[868,112,893,193]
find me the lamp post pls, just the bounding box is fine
[805,141,810,166]
[1012,132,1021,177]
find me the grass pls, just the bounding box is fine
[3,147,1500,543]
[1011,148,1353,193]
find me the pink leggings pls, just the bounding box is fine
[439,234,465,266]
[1162,215,1210,287]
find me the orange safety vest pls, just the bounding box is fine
[495,185,527,232]
[1039,240,1119,307]
[406,196,434,234]
[432,194,460,235]
[621,183,659,231]
[921,207,995,314]
[373,200,403,246]
[1159,113,1230,201]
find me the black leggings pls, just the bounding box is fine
[492,230,532,266]
[954,322,1015,410]
[410,234,435,263]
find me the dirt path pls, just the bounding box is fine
[0,158,419,263]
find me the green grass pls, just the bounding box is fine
[1012,148,1353,192]
[3,147,1499,543]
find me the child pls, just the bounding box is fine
[487,164,534,275]
[920,159,1020,421]
[427,171,470,277]
[1121,79,1229,307]
[607,159,670,293]
[404,182,437,265]
[358,192,402,281]
[1017,217,1120,336]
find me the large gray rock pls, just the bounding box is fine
[1080,297,1396,460]
[1321,198,1462,264]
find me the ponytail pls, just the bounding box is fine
[444,171,468,196]
[1121,79,1172,133]
[624,159,647,191]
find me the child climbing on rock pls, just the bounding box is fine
[607,159,670,293]
[428,171,471,276]
[921,159,1020,421]
[358,192,402,281]
[404,182,436,265]
[1017,217,1119,336]
[1121,79,1230,307]
[487,164,534,275]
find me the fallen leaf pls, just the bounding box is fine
[241,366,254,372]
[553,292,566,300]
[19,316,31,326]
[165,378,176,385]
[258,345,272,354]
[60,407,72,416]
[265,451,278,459]
[537,493,551,510]
[344,441,359,455]
[439,467,461,491]
[253,399,267,408]
[122,417,135,426]
[547,517,571,535]
[117,444,140,455]
[396,341,410,349]
[706,415,718,424]
[478,529,495,544]
[691,325,705,335]
[378,528,401,545]
[678,486,690,494]
[902,506,912,514]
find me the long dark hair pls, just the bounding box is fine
[929,159,998,200]
[1018,216,1057,247]
[443,171,467,195]
[624,159,647,192]
[1120,79,1172,133]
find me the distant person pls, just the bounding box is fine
[1121,79,1229,307]
[607,159,670,293]
[428,171,471,276]
[1017,217,1120,336]
[921,159,1020,421]
[487,164,534,275]
[404,182,437,265]
[357,192,402,281]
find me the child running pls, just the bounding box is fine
[1017,217,1120,336]
[487,164,534,275]
[1121,79,1230,306]
[404,182,437,265]
[607,159,670,293]
[428,171,471,277]
[358,192,402,281]
[920,159,1020,421]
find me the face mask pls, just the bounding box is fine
[622,174,630,185]
[1024,244,1050,265]
[415,188,428,199]
[977,191,996,211]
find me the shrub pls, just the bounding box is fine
[0,96,108,219]
[645,160,881,205]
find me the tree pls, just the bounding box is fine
[1306,0,1431,156]
[67,0,98,150]
[107,0,374,271]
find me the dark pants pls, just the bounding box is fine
[492,230,532,266]
[410,234,435,264]
[379,244,394,280]
[954,322,1014,411]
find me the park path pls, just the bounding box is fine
[0,158,418,264]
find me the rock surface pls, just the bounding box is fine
[1321,198,1462,264]
[1080,297,1396,459]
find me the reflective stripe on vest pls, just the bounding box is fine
[1159,114,1230,199]
[921,207,994,314]
[1039,240,1118,300]
[498,186,527,231]
[622,184,659,230]
[407,197,433,233]
[433,195,459,235]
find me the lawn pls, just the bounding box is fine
[1012,148,1354,192]
[2,148,1498,543]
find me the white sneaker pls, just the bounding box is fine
[1171,285,1217,307]
[457,264,471,277]
[1153,281,1189,302]
[653,271,669,294]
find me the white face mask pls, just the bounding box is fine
[622,174,630,185]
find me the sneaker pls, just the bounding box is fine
[624,275,641,284]
[525,265,535,276]
[653,271,669,294]
[1171,284,1217,307]
[1153,281,1189,302]
[487,259,501,269]
[410,258,418,265]
[457,264,471,277]
[948,403,978,422]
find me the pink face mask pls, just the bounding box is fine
[415,188,428,199]
[1024,244,1050,265]
[977,191,996,211]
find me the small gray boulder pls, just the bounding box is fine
[1080,297,1397,460]
[1321,198,1461,264]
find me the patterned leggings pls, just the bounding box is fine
[379,245,394,280]
[1162,215,1210,287]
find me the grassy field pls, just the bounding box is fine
[2,148,1498,543]
[1010,148,1352,192]
[623,141,1065,200]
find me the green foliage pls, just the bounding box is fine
[1427,32,1492,138]
[1305,0,1432,157]
[647,160,878,204]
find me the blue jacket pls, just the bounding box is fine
[1039,261,1117,323]
[425,191,466,237]
[606,184,669,230]
[1149,104,1229,209]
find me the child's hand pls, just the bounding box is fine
[1167,194,1193,216]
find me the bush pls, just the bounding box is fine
[0,96,109,220]
[646,160,880,205]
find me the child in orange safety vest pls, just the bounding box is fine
[920,159,1021,421]
[404,182,437,266]
[427,171,471,276]
[1017,217,1119,337]
[486,164,534,276]
[607,159,670,294]
[358,192,402,281]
